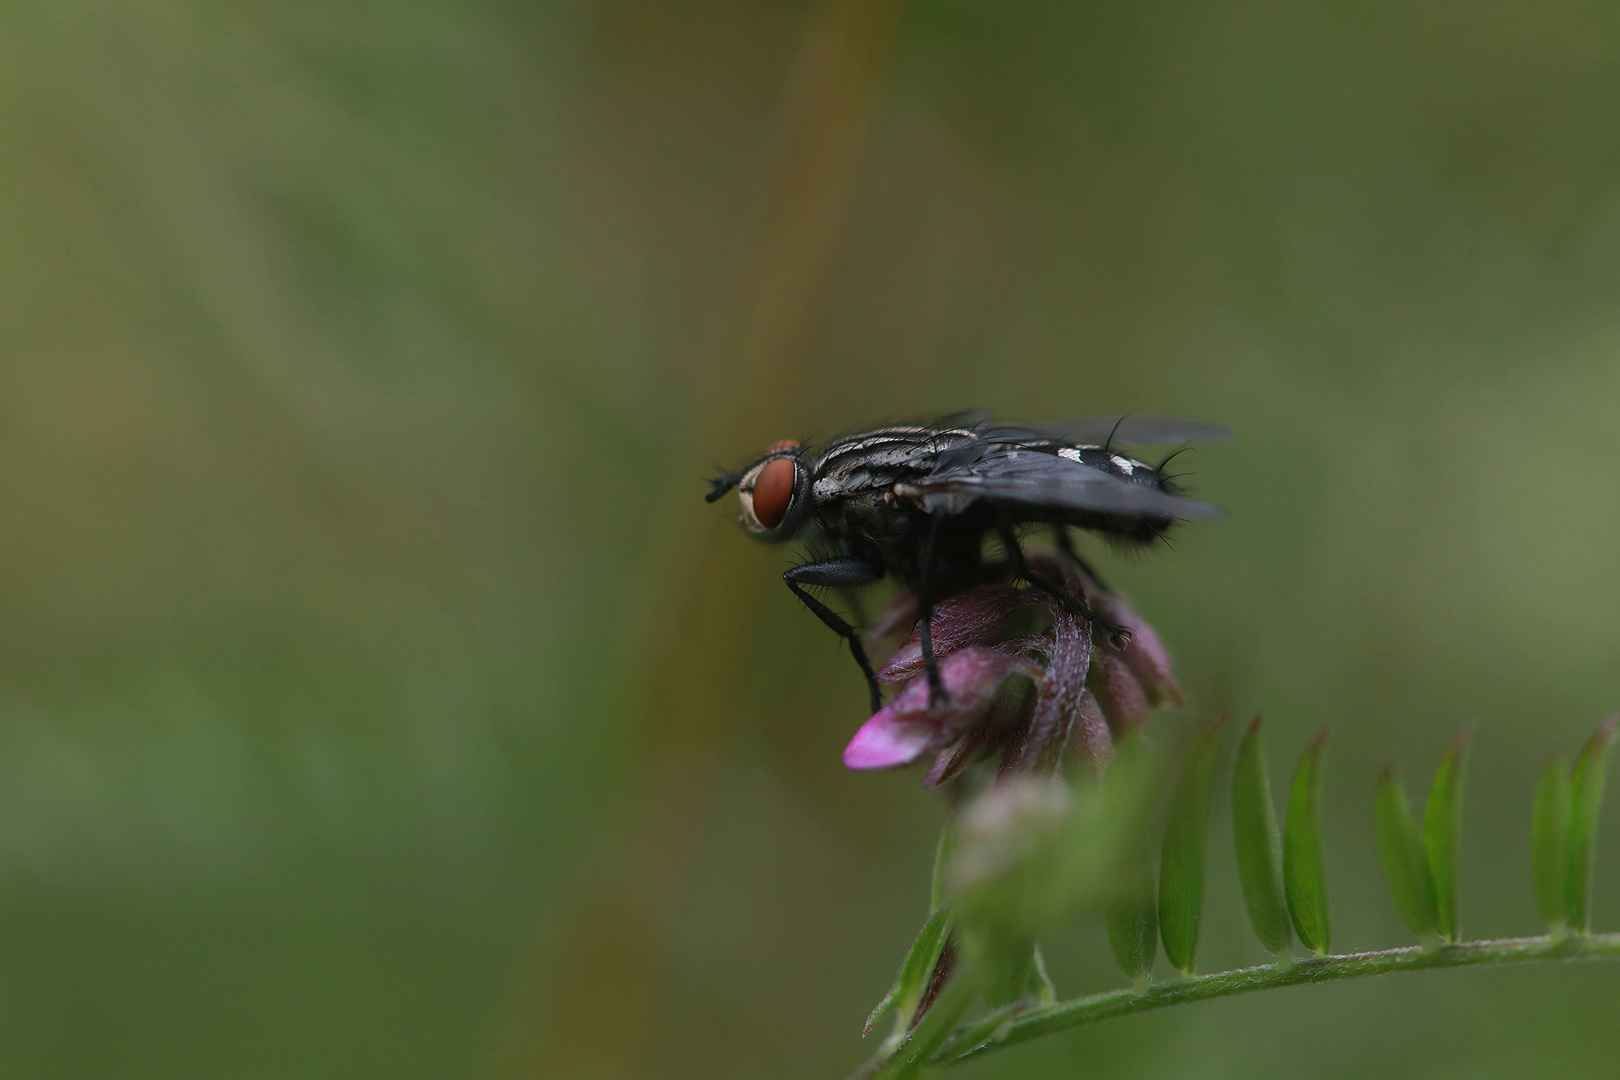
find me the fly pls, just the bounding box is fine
[706,412,1229,713]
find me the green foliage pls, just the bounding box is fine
[1159,715,1228,974]
[865,904,953,1038]
[867,717,1620,1078]
[1104,850,1158,982]
[1568,716,1618,934]
[1423,728,1473,943]
[982,938,1036,1009]
[1231,716,1292,957]
[1532,755,1572,934]
[1374,765,1439,939]
[1284,732,1331,955]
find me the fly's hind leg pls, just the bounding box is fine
[1001,523,1131,648]
[783,556,886,712]
[1052,525,1113,594]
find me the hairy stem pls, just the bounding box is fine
[926,933,1620,1067]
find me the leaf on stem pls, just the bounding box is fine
[1424,727,1473,943]
[1159,714,1228,975]
[1284,731,1331,955]
[1532,754,1571,934]
[1568,715,1618,934]
[866,904,952,1037]
[1231,716,1291,957]
[1374,764,1438,939]
[1105,850,1158,982]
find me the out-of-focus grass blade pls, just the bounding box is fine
[1568,715,1618,934]
[1423,727,1473,943]
[1374,764,1437,939]
[1159,714,1228,975]
[1105,849,1158,983]
[865,904,952,1036]
[1532,754,1571,934]
[1284,731,1331,955]
[1231,716,1291,957]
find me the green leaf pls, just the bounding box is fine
[1374,764,1438,939]
[1284,731,1331,955]
[1231,716,1291,956]
[982,936,1036,1009]
[1568,715,1618,934]
[1424,727,1473,943]
[1159,714,1228,974]
[1532,754,1571,934]
[867,903,952,1037]
[1105,849,1158,982]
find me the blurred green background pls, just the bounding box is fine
[2,1,1620,1077]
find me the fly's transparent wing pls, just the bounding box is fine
[901,449,1224,520]
[997,415,1234,446]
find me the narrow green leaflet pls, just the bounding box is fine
[1231,716,1291,956]
[1105,850,1158,982]
[1424,727,1473,943]
[1284,731,1331,955]
[865,903,953,1037]
[1532,755,1571,933]
[1568,716,1618,934]
[1375,764,1438,939]
[1159,714,1228,974]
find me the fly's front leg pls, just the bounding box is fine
[1001,523,1131,648]
[783,556,885,713]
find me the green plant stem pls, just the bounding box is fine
[927,934,1620,1067]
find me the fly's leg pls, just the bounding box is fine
[783,556,886,713]
[1051,525,1113,594]
[1001,523,1131,648]
[918,513,948,711]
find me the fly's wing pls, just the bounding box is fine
[994,415,1234,446]
[899,448,1224,520]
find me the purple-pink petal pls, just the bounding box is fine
[1097,592,1183,706]
[878,587,1026,682]
[1090,649,1150,733]
[844,647,1043,771]
[843,711,936,769]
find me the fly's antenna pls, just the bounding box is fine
[705,472,743,503]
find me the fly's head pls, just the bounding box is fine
[706,439,811,541]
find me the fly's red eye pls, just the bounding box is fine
[753,457,796,529]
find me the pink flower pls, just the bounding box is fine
[843,556,1183,784]
[843,647,1043,769]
